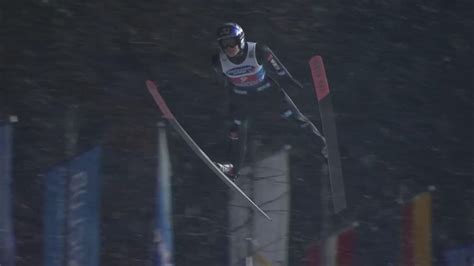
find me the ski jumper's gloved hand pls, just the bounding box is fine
[228,124,239,140]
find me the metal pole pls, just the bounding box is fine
[63,104,79,266]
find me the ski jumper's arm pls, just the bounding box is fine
[211,54,230,88]
[211,53,239,135]
[256,44,303,90]
[211,53,235,113]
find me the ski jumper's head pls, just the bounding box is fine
[216,23,246,58]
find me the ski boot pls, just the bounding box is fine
[321,145,328,160]
[215,162,237,182]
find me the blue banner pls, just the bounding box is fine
[0,123,15,266]
[43,164,67,266]
[43,146,101,266]
[444,243,474,266]
[155,124,174,266]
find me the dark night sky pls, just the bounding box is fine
[1,0,473,265]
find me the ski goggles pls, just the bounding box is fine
[219,38,240,48]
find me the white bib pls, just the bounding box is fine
[219,42,267,88]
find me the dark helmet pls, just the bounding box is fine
[216,23,246,50]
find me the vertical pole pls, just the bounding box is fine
[63,104,79,266]
[246,128,256,266]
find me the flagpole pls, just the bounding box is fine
[63,104,79,266]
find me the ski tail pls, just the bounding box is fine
[145,80,271,221]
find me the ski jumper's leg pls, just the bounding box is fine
[226,92,250,173]
[279,89,328,158]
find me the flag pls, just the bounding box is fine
[400,192,432,266]
[43,163,67,266]
[0,123,15,266]
[306,242,322,266]
[229,148,291,266]
[443,243,474,266]
[306,225,357,266]
[155,123,174,266]
[43,146,102,266]
[254,252,272,266]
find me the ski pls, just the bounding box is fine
[266,47,304,89]
[309,56,347,213]
[265,49,327,149]
[145,80,271,221]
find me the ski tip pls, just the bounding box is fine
[145,80,156,90]
[308,55,329,102]
[309,55,322,64]
[145,80,175,120]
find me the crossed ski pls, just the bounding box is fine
[146,54,346,219]
[146,80,272,221]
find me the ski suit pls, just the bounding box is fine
[212,42,326,172]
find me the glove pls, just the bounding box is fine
[228,124,239,141]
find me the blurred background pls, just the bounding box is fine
[1,0,472,265]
